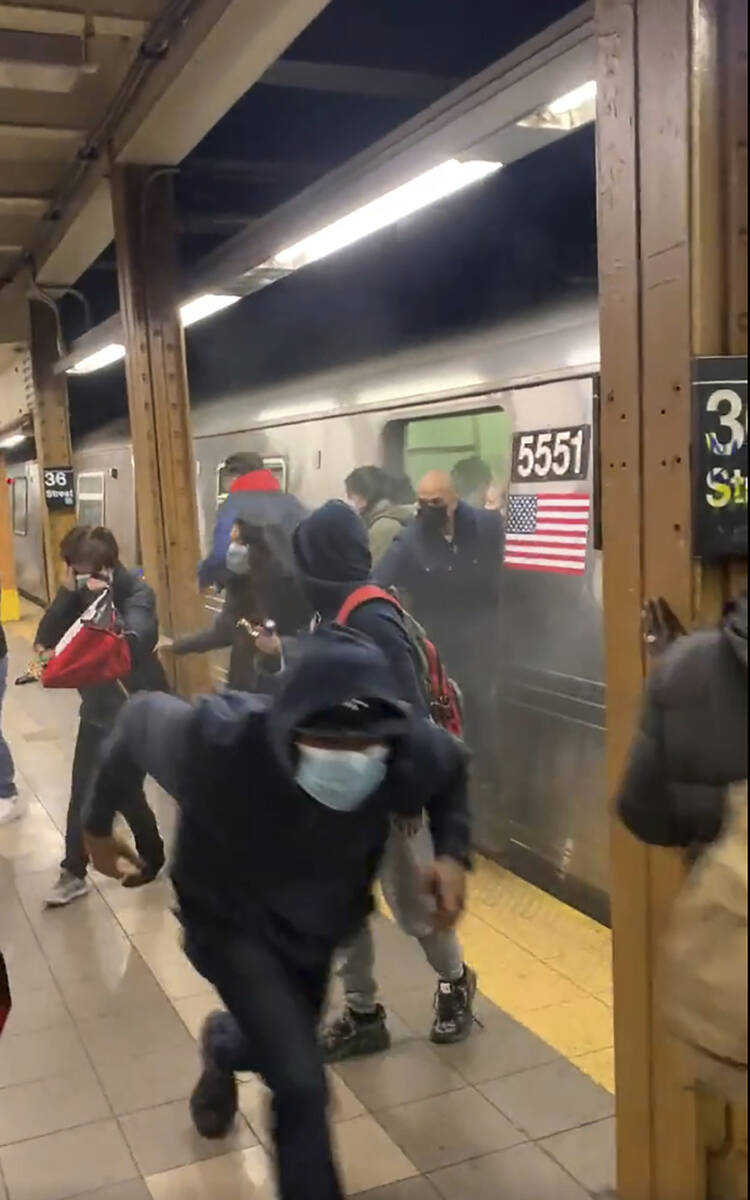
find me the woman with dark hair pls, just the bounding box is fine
[345,467,414,563]
[35,525,168,907]
[175,519,310,691]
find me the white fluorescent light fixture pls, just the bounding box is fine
[261,158,502,274]
[179,293,240,328]
[0,432,27,448]
[66,342,126,375]
[517,79,597,132]
[548,79,597,115]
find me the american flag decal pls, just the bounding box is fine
[504,492,591,575]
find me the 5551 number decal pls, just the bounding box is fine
[511,425,590,483]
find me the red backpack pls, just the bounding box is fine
[335,585,464,737]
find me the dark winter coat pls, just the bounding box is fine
[198,469,307,590]
[375,500,504,680]
[291,500,425,711]
[35,565,168,727]
[85,628,470,946]
[617,595,748,848]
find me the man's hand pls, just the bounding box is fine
[83,832,145,886]
[254,630,282,658]
[423,857,467,931]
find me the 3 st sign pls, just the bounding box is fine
[511,425,591,483]
[692,356,748,559]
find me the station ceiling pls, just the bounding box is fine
[0,0,585,345]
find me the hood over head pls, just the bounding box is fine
[271,626,408,759]
[723,592,748,668]
[293,500,372,614]
[230,469,281,494]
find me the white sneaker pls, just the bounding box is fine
[0,793,27,826]
[45,870,90,908]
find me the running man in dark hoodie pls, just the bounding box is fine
[83,628,470,1200]
[257,500,477,1057]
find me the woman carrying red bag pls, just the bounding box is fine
[35,525,168,907]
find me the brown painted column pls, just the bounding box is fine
[111,165,210,696]
[29,299,77,601]
[597,1,747,1198]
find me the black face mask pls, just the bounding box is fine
[417,503,449,535]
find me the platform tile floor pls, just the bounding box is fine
[1,612,616,1199]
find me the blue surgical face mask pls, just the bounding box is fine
[226,542,251,576]
[295,743,389,812]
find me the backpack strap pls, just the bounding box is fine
[336,585,402,626]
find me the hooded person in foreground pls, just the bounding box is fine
[83,628,470,1200]
[257,500,477,1055]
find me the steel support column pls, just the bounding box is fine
[111,165,209,696]
[597,0,747,1197]
[28,298,76,600]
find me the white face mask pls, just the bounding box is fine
[295,743,389,811]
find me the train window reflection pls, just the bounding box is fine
[77,471,105,527]
[397,408,511,514]
[12,476,28,536]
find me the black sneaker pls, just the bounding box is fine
[430,966,478,1044]
[190,1012,239,1139]
[322,1005,391,1063]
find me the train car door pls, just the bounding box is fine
[498,375,606,919]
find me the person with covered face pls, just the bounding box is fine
[175,520,310,691]
[375,470,504,801]
[34,525,168,907]
[82,628,470,1200]
[375,469,504,675]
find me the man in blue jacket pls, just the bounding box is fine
[83,629,470,1200]
[198,451,306,590]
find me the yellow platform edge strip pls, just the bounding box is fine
[381,852,615,1093]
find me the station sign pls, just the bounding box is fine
[692,356,748,560]
[43,467,76,511]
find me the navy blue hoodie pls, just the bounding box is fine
[85,629,469,947]
[292,500,425,711]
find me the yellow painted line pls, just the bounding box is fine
[0,587,20,623]
[380,851,615,1093]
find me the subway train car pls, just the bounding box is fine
[8,294,607,920]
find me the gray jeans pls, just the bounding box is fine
[339,821,464,1013]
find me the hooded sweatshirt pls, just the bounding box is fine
[617,594,748,848]
[198,470,307,590]
[292,500,425,711]
[85,628,469,946]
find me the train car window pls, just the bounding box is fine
[217,456,287,503]
[77,471,105,527]
[390,408,511,512]
[12,477,28,536]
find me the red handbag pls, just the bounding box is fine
[41,589,132,690]
[0,951,10,1037]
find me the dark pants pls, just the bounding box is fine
[63,719,165,880]
[184,921,343,1200]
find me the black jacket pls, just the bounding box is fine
[85,629,470,947]
[291,500,425,711]
[36,565,168,727]
[617,596,748,847]
[375,500,503,677]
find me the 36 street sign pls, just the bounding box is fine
[692,356,748,560]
